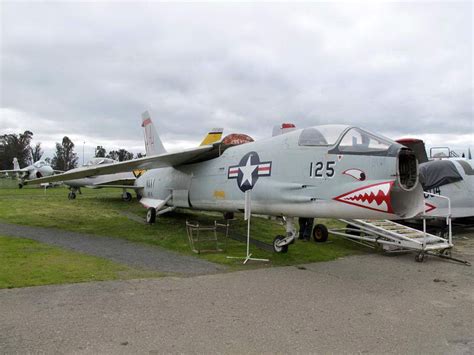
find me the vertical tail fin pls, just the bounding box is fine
[141,111,166,156]
[13,158,20,170]
[200,128,224,146]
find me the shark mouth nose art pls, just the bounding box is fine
[334,181,394,213]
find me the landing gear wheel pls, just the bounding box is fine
[68,192,76,200]
[273,235,289,253]
[122,192,132,202]
[136,193,142,201]
[312,224,329,243]
[18,183,23,189]
[415,252,425,263]
[146,208,156,224]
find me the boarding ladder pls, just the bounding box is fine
[332,219,451,255]
[329,193,470,264]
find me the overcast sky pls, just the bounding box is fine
[1,1,472,162]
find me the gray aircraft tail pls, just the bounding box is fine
[141,111,167,156]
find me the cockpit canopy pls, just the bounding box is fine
[33,161,47,168]
[298,125,348,146]
[298,125,395,154]
[85,158,117,166]
[337,128,394,153]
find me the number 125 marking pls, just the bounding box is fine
[310,161,336,178]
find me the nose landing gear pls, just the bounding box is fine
[272,217,297,253]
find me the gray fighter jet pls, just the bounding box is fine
[0,157,59,188]
[29,114,425,253]
[63,157,137,201]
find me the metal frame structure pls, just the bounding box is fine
[186,220,229,254]
[329,194,459,263]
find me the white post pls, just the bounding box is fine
[227,189,268,264]
[245,190,251,258]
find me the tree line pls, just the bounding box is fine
[0,131,143,171]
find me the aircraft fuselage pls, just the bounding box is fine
[137,128,424,220]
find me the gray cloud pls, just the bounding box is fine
[1,1,472,161]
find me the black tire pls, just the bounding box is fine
[122,192,132,202]
[136,192,143,201]
[146,208,156,224]
[68,192,76,200]
[415,253,425,263]
[223,212,234,220]
[273,235,289,253]
[18,183,23,189]
[312,224,329,243]
[345,223,361,237]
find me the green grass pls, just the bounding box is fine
[0,235,161,289]
[0,180,366,268]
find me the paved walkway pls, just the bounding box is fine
[0,253,472,354]
[0,222,225,276]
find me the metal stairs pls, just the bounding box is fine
[329,218,456,263]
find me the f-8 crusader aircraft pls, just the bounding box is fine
[29,114,425,253]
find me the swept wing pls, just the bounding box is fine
[27,145,214,185]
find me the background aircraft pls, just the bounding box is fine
[30,114,425,253]
[396,138,474,222]
[39,112,224,201]
[0,157,59,188]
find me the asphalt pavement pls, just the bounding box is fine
[0,222,225,276]
[1,251,472,354]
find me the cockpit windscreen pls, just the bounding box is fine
[337,128,393,153]
[298,125,348,146]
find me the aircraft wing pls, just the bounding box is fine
[86,184,142,190]
[91,179,136,187]
[0,169,22,174]
[26,145,214,185]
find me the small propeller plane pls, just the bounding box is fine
[29,112,425,253]
[0,157,60,188]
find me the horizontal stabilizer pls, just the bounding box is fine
[139,197,169,210]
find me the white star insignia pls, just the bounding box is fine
[239,155,258,187]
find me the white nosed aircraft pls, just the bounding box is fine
[0,157,59,188]
[29,112,425,253]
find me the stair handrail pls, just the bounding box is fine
[423,192,452,245]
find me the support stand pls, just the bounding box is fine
[227,190,269,264]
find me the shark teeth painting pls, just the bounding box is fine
[334,181,394,213]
